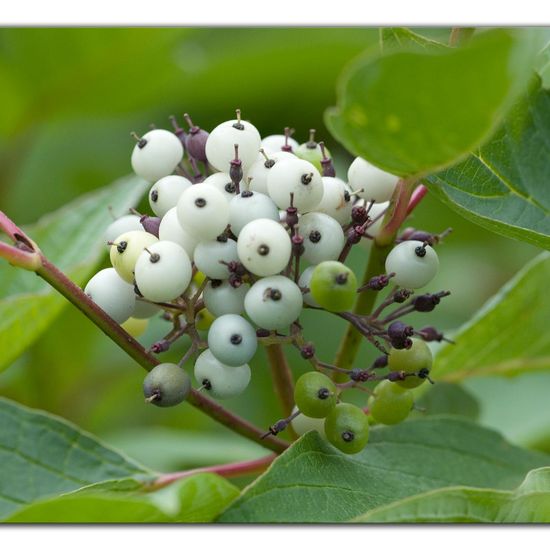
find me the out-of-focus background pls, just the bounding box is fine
[0,29,543,477]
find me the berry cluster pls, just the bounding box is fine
[84,110,452,455]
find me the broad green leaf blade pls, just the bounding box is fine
[172,473,240,523]
[5,473,239,523]
[379,28,448,53]
[0,175,148,372]
[433,252,550,382]
[326,29,543,177]
[353,467,550,523]
[414,382,480,420]
[5,494,171,523]
[218,416,548,523]
[427,82,550,249]
[0,397,149,519]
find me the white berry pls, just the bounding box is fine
[84,268,136,324]
[193,238,239,280]
[207,314,258,367]
[104,215,144,245]
[244,275,303,330]
[316,177,353,225]
[385,240,439,289]
[134,241,192,302]
[149,175,192,217]
[158,207,198,257]
[205,118,261,173]
[203,280,249,317]
[131,129,184,183]
[194,349,251,399]
[177,184,230,241]
[299,212,345,265]
[237,219,291,276]
[247,151,296,195]
[298,266,320,308]
[261,134,299,154]
[347,157,399,203]
[267,158,323,212]
[229,191,279,236]
[202,172,238,203]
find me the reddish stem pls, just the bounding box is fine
[406,184,428,217]
[150,454,276,490]
[34,256,288,454]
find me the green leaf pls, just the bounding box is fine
[0,175,148,372]
[0,397,149,519]
[5,494,172,523]
[427,82,550,249]
[5,473,240,523]
[433,252,550,382]
[218,416,548,523]
[172,473,240,522]
[352,467,550,523]
[326,29,543,177]
[379,28,448,53]
[414,382,480,420]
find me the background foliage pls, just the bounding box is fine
[1,27,550,522]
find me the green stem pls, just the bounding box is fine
[35,255,289,455]
[449,27,475,47]
[265,344,295,417]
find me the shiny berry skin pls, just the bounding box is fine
[229,191,280,236]
[294,372,337,418]
[347,156,399,203]
[84,268,136,324]
[207,314,258,367]
[368,380,414,425]
[104,215,144,245]
[388,338,433,389]
[290,406,327,439]
[309,261,357,312]
[134,241,192,302]
[203,280,249,317]
[193,238,239,280]
[176,184,230,241]
[193,349,251,399]
[237,218,291,277]
[244,275,303,331]
[149,175,192,217]
[316,177,353,225]
[324,403,369,454]
[385,240,439,289]
[109,230,159,284]
[266,158,324,212]
[143,363,191,407]
[131,129,184,183]
[158,207,198,257]
[299,212,345,265]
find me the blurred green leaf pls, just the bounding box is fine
[433,252,550,382]
[379,27,448,53]
[171,473,240,522]
[218,417,548,523]
[5,473,239,523]
[326,28,543,177]
[0,397,149,519]
[415,383,480,420]
[0,175,147,372]
[104,427,267,472]
[5,494,171,523]
[427,82,550,249]
[353,467,550,523]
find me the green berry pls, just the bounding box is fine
[294,133,330,173]
[294,372,337,418]
[324,403,369,454]
[368,380,414,425]
[310,261,357,312]
[388,338,433,389]
[143,363,191,407]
